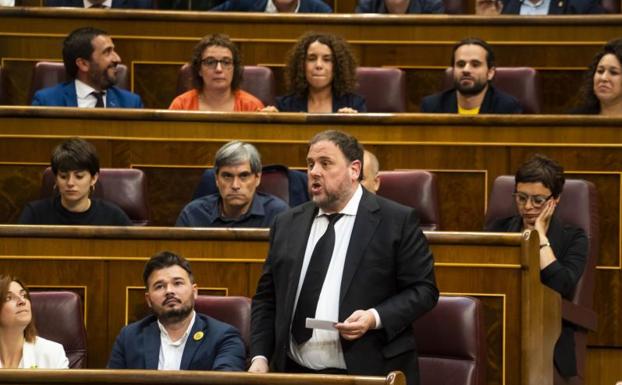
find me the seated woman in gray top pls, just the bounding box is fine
[356,0,444,13]
[18,138,132,226]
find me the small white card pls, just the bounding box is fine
[305,318,337,331]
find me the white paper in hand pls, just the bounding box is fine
[305,318,337,331]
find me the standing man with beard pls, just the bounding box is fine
[249,130,438,385]
[32,27,143,108]
[420,37,522,114]
[107,251,246,370]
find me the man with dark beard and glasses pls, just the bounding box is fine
[420,37,522,114]
[32,27,143,108]
[107,251,246,370]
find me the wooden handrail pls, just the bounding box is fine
[0,369,405,385]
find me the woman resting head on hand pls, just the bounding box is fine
[0,275,69,369]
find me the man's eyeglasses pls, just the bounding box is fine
[512,192,553,208]
[200,58,234,70]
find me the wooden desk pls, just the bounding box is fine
[2,9,622,111]
[0,368,405,385]
[0,108,620,382]
[0,226,559,385]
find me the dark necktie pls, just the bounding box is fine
[91,91,105,108]
[291,213,344,345]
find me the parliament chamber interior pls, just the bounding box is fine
[1,2,622,385]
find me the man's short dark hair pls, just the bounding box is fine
[515,154,565,198]
[450,37,495,69]
[63,27,108,79]
[143,251,194,287]
[309,130,364,181]
[51,137,100,176]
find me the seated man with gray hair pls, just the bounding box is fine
[176,141,288,228]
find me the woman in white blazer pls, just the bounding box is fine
[0,275,69,369]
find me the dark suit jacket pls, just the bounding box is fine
[251,189,438,385]
[420,84,522,114]
[276,93,367,112]
[485,214,587,377]
[107,313,246,370]
[32,81,143,108]
[501,0,604,13]
[356,0,444,13]
[212,0,332,12]
[44,0,152,8]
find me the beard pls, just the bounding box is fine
[88,62,117,90]
[156,302,193,325]
[454,76,488,96]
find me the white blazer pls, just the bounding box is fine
[0,336,69,369]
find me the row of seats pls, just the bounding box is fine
[36,166,442,228]
[32,290,486,385]
[28,174,599,384]
[24,61,542,113]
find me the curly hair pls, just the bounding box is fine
[190,34,244,91]
[285,32,357,98]
[574,38,622,114]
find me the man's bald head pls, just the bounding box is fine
[361,150,380,194]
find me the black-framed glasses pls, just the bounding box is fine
[512,192,553,207]
[200,57,234,70]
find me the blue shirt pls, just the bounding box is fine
[176,192,288,228]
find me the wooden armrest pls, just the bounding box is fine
[561,299,597,331]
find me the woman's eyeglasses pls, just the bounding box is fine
[512,192,553,207]
[200,58,234,70]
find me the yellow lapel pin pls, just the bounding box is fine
[193,331,204,341]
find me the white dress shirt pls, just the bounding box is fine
[157,311,196,370]
[75,79,106,108]
[0,336,69,369]
[519,0,551,14]
[265,0,300,12]
[83,0,112,7]
[288,185,380,369]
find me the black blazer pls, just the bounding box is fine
[251,189,438,385]
[486,214,588,377]
[45,0,152,8]
[500,0,604,13]
[356,0,444,13]
[212,0,332,12]
[276,92,367,112]
[420,84,523,114]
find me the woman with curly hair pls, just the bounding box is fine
[268,32,366,113]
[0,275,69,368]
[170,34,264,112]
[574,38,622,115]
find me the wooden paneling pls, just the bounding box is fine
[0,58,589,113]
[2,10,622,109]
[0,226,560,385]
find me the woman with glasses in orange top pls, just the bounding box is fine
[169,34,264,112]
[485,154,587,381]
[0,275,68,369]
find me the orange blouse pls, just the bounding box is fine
[168,89,264,111]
